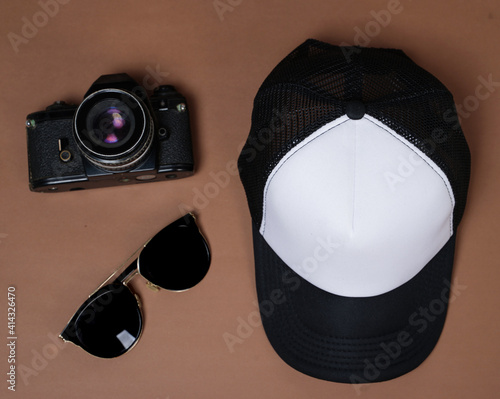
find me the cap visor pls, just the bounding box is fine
[252,222,456,383]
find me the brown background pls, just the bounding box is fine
[1,0,499,398]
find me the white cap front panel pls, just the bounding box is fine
[260,115,454,297]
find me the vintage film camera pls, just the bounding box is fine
[26,73,194,192]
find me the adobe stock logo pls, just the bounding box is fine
[222,270,301,353]
[340,0,405,62]
[444,74,500,127]
[7,0,71,54]
[17,332,67,387]
[384,152,425,192]
[213,0,243,22]
[349,277,467,394]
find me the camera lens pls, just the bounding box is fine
[87,100,134,147]
[74,89,153,172]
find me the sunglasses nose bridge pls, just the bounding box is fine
[121,267,140,286]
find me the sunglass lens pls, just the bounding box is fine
[61,283,142,358]
[139,214,211,291]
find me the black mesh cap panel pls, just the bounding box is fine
[238,39,470,229]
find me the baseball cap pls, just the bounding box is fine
[238,39,470,383]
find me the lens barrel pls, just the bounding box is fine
[74,89,154,172]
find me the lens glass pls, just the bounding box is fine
[86,99,135,148]
[69,283,142,358]
[74,89,150,161]
[139,214,211,291]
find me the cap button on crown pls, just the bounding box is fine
[346,100,366,120]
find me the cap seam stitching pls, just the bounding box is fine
[364,115,454,236]
[261,118,350,234]
[258,82,449,104]
[351,121,358,232]
[262,264,433,369]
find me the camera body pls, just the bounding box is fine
[26,73,194,192]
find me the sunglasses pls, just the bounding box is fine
[59,213,210,358]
